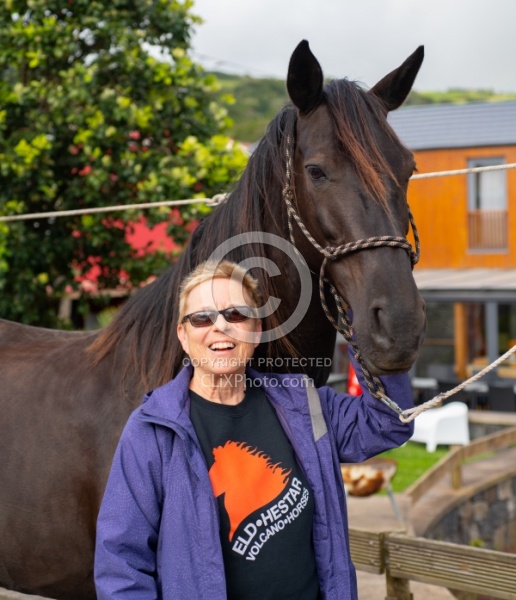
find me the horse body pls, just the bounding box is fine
[0,41,426,598]
[0,321,139,599]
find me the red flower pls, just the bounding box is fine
[78,165,92,176]
[129,130,141,140]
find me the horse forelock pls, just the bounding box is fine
[322,78,404,208]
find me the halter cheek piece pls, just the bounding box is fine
[282,136,421,421]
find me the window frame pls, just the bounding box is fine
[467,156,508,253]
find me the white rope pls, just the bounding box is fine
[1,163,516,223]
[411,162,516,180]
[400,344,516,423]
[0,194,228,223]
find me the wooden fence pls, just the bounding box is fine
[350,425,516,599]
[405,426,516,504]
[349,527,516,600]
[2,530,515,600]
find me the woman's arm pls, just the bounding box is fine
[95,414,163,599]
[322,351,415,463]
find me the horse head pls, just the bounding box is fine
[285,40,426,375]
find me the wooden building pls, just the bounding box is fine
[388,101,516,382]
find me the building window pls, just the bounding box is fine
[467,157,507,251]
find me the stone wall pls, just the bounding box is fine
[468,411,516,440]
[469,421,509,440]
[427,476,516,552]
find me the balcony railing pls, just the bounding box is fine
[468,209,508,251]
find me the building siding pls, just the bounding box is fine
[408,145,516,270]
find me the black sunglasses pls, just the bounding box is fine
[181,306,255,328]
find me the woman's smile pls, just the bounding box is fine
[177,277,262,401]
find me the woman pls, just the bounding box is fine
[95,260,415,599]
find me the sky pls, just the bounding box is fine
[190,0,516,93]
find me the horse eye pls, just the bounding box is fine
[306,165,326,181]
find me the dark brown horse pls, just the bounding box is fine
[0,41,426,599]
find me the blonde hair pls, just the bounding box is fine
[177,260,263,325]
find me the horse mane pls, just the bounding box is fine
[323,78,403,207]
[88,78,401,392]
[88,107,301,390]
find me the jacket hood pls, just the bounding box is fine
[140,363,193,424]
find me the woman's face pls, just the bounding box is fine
[177,277,262,380]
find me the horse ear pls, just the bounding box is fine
[287,40,324,114]
[369,46,424,111]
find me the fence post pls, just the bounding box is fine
[381,533,413,600]
[385,570,413,600]
[450,448,463,490]
[451,463,462,489]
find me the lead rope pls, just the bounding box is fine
[402,344,516,421]
[281,134,438,424]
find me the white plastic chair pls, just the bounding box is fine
[410,401,470,452]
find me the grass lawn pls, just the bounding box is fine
[377,442,449,493]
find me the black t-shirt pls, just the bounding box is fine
[190,385,320,600]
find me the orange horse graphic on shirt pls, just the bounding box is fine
[209,441,291,541]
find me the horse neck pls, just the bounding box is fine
[90,110,338,389]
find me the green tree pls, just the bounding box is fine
[212,73,289,142]
[0,0,248,327]
[406,88,516,105]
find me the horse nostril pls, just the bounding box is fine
[370,307,394,351]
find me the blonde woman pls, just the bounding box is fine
[95,260,414,600]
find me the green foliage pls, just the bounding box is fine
[209,72,289,142]
[96,305,119,328]
[0,0,248,326]
[406,89,516,106]
[378,442,448,493]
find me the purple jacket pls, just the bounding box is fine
[95,364,414,599]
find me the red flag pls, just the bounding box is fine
[347,363,363,396]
